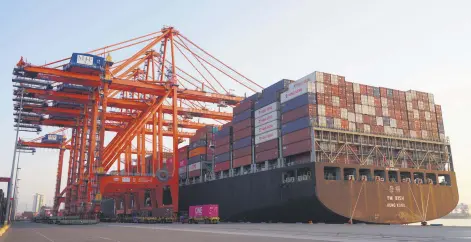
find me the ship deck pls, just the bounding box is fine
[3,221,471,242]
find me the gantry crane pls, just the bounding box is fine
[11,26,262,217]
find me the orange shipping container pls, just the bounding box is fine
[189,147,206,157]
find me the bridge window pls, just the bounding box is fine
[374,170,385,181]
[359,168,371,181]
[400,172,411,182]
[438,174,451,186]
[426,173,437,184]
[282,170,296,183]
[324,166,340,180]
[413,172,424,181]
[388,171,398,182]
[343,168,356,181]
[297,167,312,182]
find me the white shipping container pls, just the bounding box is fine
[425,111,431,121]
[376,116,384,126]
[255,129,279,144]
[316,82,324,93]
[384,126,392,134]
[353,83,360,93]
[382,107,389,117]
[318,116,327,127]
[349,122,356,131]
[381,97,388,107]
[397,129,404,136]
[364,124,371,133]
[255,119,279,136]
[429,103,435,112]
[407,102,413,110]
[331,74,338,85]
[348,112,355,122]
[369,106,375,116]
[189,162,201,172]
[413,110,419,119]
[280,81,315,103]
[356,113,363,123]
[368,96,375,106]
[411,90,417,99]
[422,130,428,138]
[334,118,341,129]
[355,104,362,113]
[290,71,317,89]
[318,104,326,116]
[362,105,369,115]
[418,101,424,110]
[340,108,348,119]
[316,71,324,83]
[439,133,446,141]
[410,130,417,138]
[428,93,434,103]
[332,96,340,107]
[255,102,279,118]
[390,118,397,128]
[406,92,412,101]
[361,95,368,105]
[255,111,280,127]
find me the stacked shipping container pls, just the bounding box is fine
[178,146,189,179]
[214,122,232,172]
[188,125,218,178]
[231,94,258,169]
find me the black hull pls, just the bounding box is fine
[179,163,349,223]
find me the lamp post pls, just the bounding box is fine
[5,88,24,225]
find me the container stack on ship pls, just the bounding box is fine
[186,126,218,181]
[179,71,458,224]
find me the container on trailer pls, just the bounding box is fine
[215,135,231,146]
[255,102,280,119]
[255,111,280,127]
[281,117,314,135]
[215,143,230,155]
[281,93,317,113]
[233,100,253,115]
[254,95,279,111]
[215,152,231,163]
[188,155,206,164]
[214,161,230,172]
[189,147,207,157]
[232,118,254,132]
[254,120,279,136]
[255,148,279,163]
[262,79,292,96]
[255,139,279,153]
[189,204,219,219]
[233,146,252,159]
[233,136,252,150]
[282,128,311,146]
[233,126,253,141]
[280,81,315,103]
[255,129,279,144]
[283,139,312,157]
[232,109,253,124]
[233,155,252,168]
[281,104,317,124]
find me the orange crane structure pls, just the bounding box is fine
[11,26,262,216]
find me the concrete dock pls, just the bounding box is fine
[2,221,471,242]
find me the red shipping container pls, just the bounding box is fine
[233,100,253,115]
[375,107,382,116]
[341,120,349,129]
[325,95,332,106]
[339,86,346,95]
[317,93,325,105]
[255,139,279,153]
[256,148,279,163]
[282,127,311,145]
[360,84,367,95]
[325,105,333,117]
[324,83,332,95]
[233,146,252,159]
[380,87,387,97]
[363,115,371,125]
[374,97,381,107]
[333,107,341,118]
[338,76,346,85]
[332,86,339,96]
[215,143,230,155]
[233,155,252,168]
[281,104,317,124]
[347,103,355,112]
[354,95,361,104]
[214,161,230,172]
[340,98,347,108]
[215,135,231,146]
[233,127,253,141]
[345,82,353,91]
[387,99,395,109]
[233,118,253,132]
[367,86,374,96]
[323,73,331,82]
[189,170,201,178]
[283,139,312,157]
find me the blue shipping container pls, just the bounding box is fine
[326,117,334,129]
[262,79,291,96]
[373,87,380,97]
[189,140,207,150]
[215,152,231,163]
[281,116,314,135]
[232,109,253,123]
[254,94,279,110]
[240,92,262,104]
[188,155,207,164]
[41,134,65,144]
[233,136,252,150]
[215,126,231,138]
[281,93,317,113]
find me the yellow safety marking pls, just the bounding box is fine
[0,224,11,237]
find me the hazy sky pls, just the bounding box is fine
[0,0,470,212]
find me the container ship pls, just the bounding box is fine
[177,71,459,224]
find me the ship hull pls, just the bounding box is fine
[179,162,459,224]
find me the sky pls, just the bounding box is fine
[0,0,470,212]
